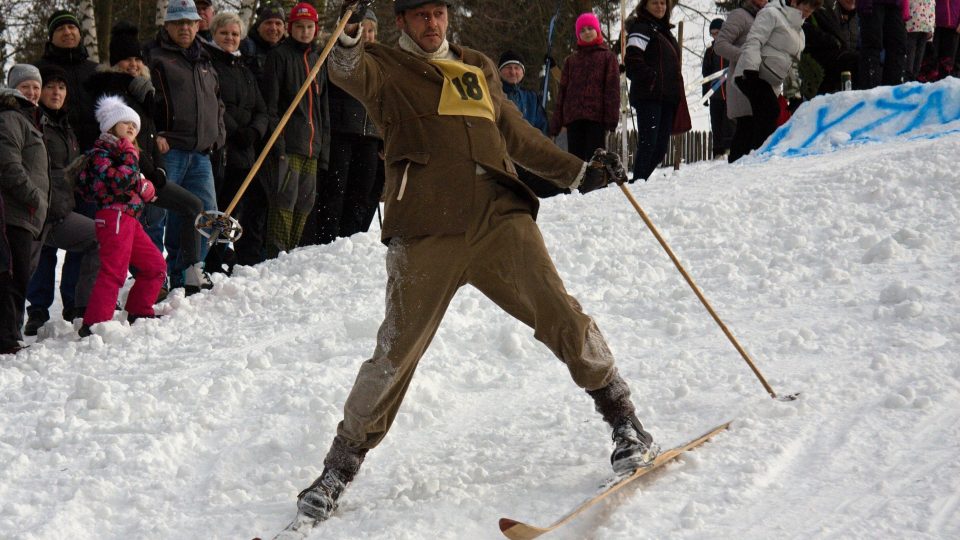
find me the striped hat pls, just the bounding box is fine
[47,10,80,38]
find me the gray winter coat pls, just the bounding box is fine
[714,2,763,118]
[0,89,50,237]
[149,31,226,153]
[734,0,806,93]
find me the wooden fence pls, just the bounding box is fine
[607,130,716,171]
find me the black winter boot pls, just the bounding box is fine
[586,371,659,474]
[24,309,49,336]
[296,436,367,521]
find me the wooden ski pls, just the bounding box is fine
[498,421,732,540]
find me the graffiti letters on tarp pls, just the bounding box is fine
[762,83,960,157]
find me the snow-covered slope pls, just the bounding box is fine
[3,119,959,539]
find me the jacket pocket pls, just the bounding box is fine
[386,152,430,201]
[759,57,788,86]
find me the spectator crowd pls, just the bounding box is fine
[2,0,957,354]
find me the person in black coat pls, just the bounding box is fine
[23,64,99,335]
[204,12,271,273]
[236,2,287,266]
[33,10,100,151]
[803,0,860,94]
[315,9,384,244]
[624,0,685,181]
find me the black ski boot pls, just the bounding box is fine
[296,436,366,522]
[586,371,659,474]
[610,413,659,474]
[297,467,348,521]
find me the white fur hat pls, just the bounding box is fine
[95,95,140,134]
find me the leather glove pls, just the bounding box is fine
[735,69,759,95]
[579,149,628,194]
[340,0,373,24]
[153,167,168,189]
[128,76,155,102]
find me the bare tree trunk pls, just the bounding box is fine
[156,0,170,29]
[79,0,99,62]
[238,0,258,29]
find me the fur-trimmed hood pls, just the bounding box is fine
[0,87,34,111]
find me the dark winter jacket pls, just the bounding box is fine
[803,3,860,93]
[549,42,621,136]
[85,68,166,187]
[149,31,226,153]
[804,3,859,57]
[261,38,331,167]
[857,0,903,17]
[502,81,548,134]
[34,105,80,222]
[0,89,50,237]
[329,83,380,139]
[239,29,281,85]
[76,134,149,218]
[702,45,729,104]
[625,11,684,107]
[205,43,270,169]
[0,190,9,273]
[34,42,100,150]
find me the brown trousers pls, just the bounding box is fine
[337,175,618,450]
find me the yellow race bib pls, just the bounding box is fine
[429,59,495,122]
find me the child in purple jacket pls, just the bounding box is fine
[549,12,621,161]
[76,96,166,334]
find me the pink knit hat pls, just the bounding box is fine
[575,12,602,46]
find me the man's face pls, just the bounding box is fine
[361,19,378,43]
[396,3,448,53]
[165,19,199,49]
[40,80,67,110]
[51,23,80,49]
[499,64,524,85]
[258,18,285,45]
[196,3,215,31]
[290,20,316,44]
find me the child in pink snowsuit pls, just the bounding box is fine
[77,96,165,330]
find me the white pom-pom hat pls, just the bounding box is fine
[95,95,140,134]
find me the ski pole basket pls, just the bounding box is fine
[195,210,243,245]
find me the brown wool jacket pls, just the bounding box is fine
[329,39,584,241]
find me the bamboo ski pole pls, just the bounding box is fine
[201,6,359,246]
[618,184,793,400]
